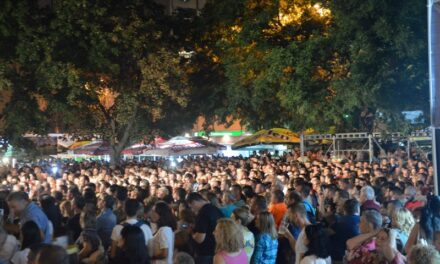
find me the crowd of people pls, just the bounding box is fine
[0,150,439,264]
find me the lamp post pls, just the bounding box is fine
[428,0,440,195]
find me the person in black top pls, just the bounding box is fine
[186,192,223,264]
[40,195,63,237]
[67,196,86,241]
[248,195,268,236]
[111,224,150,264]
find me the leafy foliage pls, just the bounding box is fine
[0,0,194,163]
[195,0,429,132]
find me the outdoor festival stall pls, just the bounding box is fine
[231,128,300,154]
[142,136,226,157]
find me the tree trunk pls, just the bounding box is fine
[110,147,121,167]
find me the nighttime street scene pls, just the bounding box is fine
[0,0,439,263]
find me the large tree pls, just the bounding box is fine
[194,0,429,132]
[329,0,429,132]
[0,0,194,164]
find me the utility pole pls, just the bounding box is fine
[428,0,440,195]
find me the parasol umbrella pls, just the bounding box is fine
[232,128,300,150]
[73,141,110,156]
[142,136,225,157]
[69,141,93,150]
[122,143,152,156]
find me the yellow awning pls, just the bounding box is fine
[232,128,300,149]
[69,141,92,150]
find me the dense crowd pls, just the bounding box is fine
[0,150,439,264]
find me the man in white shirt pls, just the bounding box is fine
[110,199,152,259]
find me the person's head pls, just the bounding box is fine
[287,202,307,226]
[285,190,303,206]
[231,184,242,199]
[35,244,69,264]
[116,186,128,202]
[360,186,375,203]
[391,208,415,235]
[360,210,383,234]
[304,224,330,259]
[404,186,417,202]
[73,196,86,212]
[124,199,141,218]
[232,207,251,226]
[173,252,195,264]
[408,245,440,264]
[120,225,149,263]
[60,200,73,218]
[250,195,267,215]
[214,218,244,253]
[222,191,236,205]
[99,194,115,211]
[344,199,360,216]
[185,192,207,214]
[7,191,29,215]
[299,183,311,199]
[20,221,42,250]
[151,201,177,230]
[256,211,277,240]
[386,199,404,218]
[270,189,284,204]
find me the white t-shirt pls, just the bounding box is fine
[111,218,153,249]
[0,235,19,263]
[295,229,308,264]
[11,248,30,264]
[151,226,174,264]
[300,255,331,264]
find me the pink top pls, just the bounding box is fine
[219,249,248,264]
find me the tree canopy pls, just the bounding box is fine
[0,0,195,163]
[193,0,429,132]
[0,0,431,161]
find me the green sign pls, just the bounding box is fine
[195,131,245,137]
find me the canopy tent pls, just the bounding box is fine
[69,141,93,150]
[121,143,151,155]
[121,137,167,156]
[73,141,110,155]
[232,128,300,150]
[142,136,225,157]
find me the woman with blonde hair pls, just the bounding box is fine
[251,212,278,264]
[391,207,415,249]
[408,245,440,264]
[213,218,247,264]
[232,207,255,262]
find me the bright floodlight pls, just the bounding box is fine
[52,166,58,174]
[2,157,9,164]
[170,161,177,167]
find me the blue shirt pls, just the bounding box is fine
[330,215,360,261]
[20,202,51,243]
[96,208,117,250]
[251,233,278,264]
[220,204,237,218]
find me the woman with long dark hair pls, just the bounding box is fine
[150,201,177,264]
[11,221,42,264]
[300,224,331,264]
[112,225,150,264]
[40,195,63,236]
[405,195,440,253]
